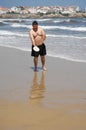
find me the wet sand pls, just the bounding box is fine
[0,46,86,130]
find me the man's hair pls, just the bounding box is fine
[32,21,38,26]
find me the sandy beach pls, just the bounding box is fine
[0,46,86,130]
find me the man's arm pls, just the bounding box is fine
[41,29,46,41]
[29,31,35,46]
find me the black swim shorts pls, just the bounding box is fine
[31,43,46,57]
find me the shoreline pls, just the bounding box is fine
[0,44,86,64]
[0,12,86,19]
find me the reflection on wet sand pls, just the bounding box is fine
[29,71,46,106]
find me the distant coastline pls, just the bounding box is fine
[0,12,86,19]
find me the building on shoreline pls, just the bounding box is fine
[0,5,86,18]
[0,5,80,15]
[0,7,9,14]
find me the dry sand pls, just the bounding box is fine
[0,46,86,130]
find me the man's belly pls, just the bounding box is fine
[35,36,43,46]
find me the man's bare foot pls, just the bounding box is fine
[42,66,47,71]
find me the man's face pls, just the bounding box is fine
[33,25,38,32]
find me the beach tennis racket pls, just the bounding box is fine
[33,46,40,52]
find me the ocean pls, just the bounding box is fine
[0,17,86,63]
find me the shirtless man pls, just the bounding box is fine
[29,21,47,71]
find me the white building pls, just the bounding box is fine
[0,7,9,14]
[10,6,24,13]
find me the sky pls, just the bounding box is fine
[0,0,86,10]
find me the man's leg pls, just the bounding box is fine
[34,57,38,71]
[40,56,47,71]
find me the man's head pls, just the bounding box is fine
[32,21,38,32]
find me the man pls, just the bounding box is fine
[29,21,47,71]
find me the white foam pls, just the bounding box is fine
[42,26,86,32]
[47,34,86,39]
[35,18,52,21]
[48,53,86,63]
[11,23,31,29]
[0,44,86,63]
[0,30,28,37]
[53,19,70,23]
[8,22,86,32]
[0,30,85,39]
[0,44,31,52]
[10,22,86,32]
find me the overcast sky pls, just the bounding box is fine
[0,0,86,10]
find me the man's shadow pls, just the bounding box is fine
[29,71,46,106]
